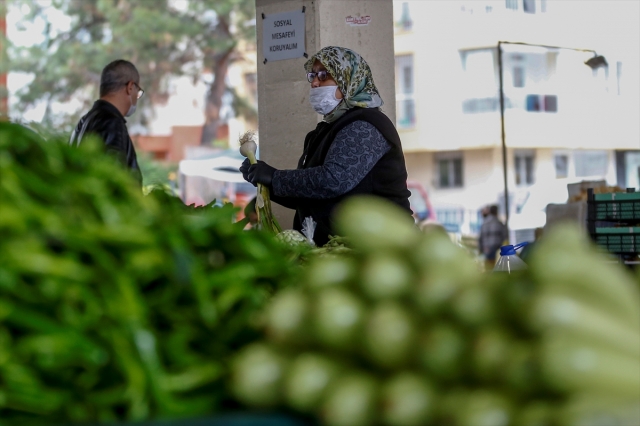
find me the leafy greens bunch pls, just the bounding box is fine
[0,122,299,425]
[231,196,640,426]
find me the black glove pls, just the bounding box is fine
[239,158,252,184]
[248,160,277,187]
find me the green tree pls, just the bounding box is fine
[7,0,257,144]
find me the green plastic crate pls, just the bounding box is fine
[592,194,640,220]
[593,227,640,254]
[593,192,640,201]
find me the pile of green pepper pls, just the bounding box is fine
[0,122,299,425]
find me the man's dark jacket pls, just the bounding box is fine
[70,100,142,186]
[273,107,412,246]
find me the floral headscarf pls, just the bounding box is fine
[304,46,383,123]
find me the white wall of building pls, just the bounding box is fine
[145,75,208,136]
[394,0,640,234]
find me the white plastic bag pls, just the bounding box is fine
[301,217,317,247]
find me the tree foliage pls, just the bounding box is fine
[7,0,257,143]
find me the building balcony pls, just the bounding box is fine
[399,92,638,152]
[461,94,558,114]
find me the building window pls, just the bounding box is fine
[515,151,535,186]
[435,208,464,233]
[555,154,568,178]
[461,49,500,113]
[526,94,541,112]
[523,0,536,13]
[402,65,413,94]
[395,55,415,129]
[526,94,557,112]
[436,154,464,188]
[506,0,518,10]
[513,66,525,87]
[623,151,640,189]
[462,97,508,113]
[543,95,557,112]
[616,61,622,95]
[398,2,412,30]
[575,150,608,177]
[401,2,412,30]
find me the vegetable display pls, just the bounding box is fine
[276,230,313,248]
[2,120,640,426]
[0,122,299,425]
[231,196,640,426]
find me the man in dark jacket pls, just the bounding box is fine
[70,59,143,186]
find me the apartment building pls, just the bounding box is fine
[393,0,640,237]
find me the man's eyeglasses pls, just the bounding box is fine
[306,70,330,83]
[131,82,145,99]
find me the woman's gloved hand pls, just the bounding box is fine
[239,158,252,183]
[248,160,277,187]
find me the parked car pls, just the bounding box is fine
[407,180,436,223]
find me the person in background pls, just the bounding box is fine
[70,59,143,187]
[481,206,489,220]
[239,46,412,246]
[478,204,508,270]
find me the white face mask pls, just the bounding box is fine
[309,86,342,115]
[125,104,137,117]
[125,90,137,117]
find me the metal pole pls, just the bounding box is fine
[498,41,509,242]
[498,40,597,55]
[495,41,602,244]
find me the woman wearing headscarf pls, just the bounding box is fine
[240,46,412,246]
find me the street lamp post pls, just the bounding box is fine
[497,41,607,242]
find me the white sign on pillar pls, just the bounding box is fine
[262,9,306,63]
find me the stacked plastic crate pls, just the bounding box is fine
[587,188,640,262]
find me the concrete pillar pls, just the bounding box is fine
[255,0,396,227]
